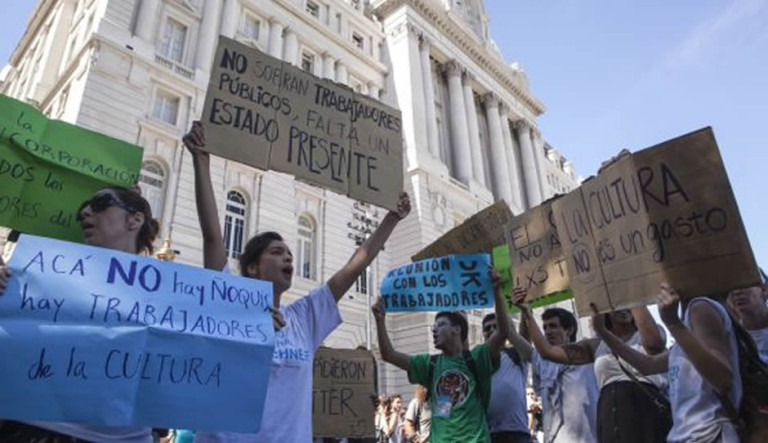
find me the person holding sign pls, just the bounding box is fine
[512,289,669,443]
[372,271,509,442]
[0,186,159,442]
[591,285,743,443]
[727,269,768,362]
[182,121,411,442]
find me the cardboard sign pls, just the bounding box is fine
[507,200,570,302]
[554,128,760,315]
[412,200,513,261]
[0,95,142,242]
[380,254,493,312]
[201,37,403,210]
[312,348,376,439]
[0,235,275,432]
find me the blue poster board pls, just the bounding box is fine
[0,235,275,432]
[380,254,494,312]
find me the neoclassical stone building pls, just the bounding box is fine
[1,0,579,396]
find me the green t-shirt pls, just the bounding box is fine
[407,343,500,443]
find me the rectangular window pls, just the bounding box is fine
[352,33,364,50]
[306,1,319,18]
[153,91,180,125]
[243,15,260,41]
[159,18,187,62]
[301,52,315,74]
[355,267,369,294]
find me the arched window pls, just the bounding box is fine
[223,190,247,259]
[138,159,166,221]
[295,214,316,280]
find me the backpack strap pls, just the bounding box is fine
[425,354,438,402]
[462,350,486,407]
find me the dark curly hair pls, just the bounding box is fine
[239,231,284,277]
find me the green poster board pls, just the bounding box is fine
[0,95,143,242]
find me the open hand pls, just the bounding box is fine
[512,287,531,316]
[0,256,9,294]
[658,283,682,327]
[391,192,411,220]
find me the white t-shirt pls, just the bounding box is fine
[404,398,431,442]
[487,349,529,434]
[196,283,342,442]
[593,328,667,390]
[749,327,768,363]
[667,298,742,443]
[532,349,598,443]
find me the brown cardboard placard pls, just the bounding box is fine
[312,348,376,439]
[412,200,513,261]
[201,36,403,210]
[554,127,760,316]
[507,200,570,303]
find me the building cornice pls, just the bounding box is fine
[374,0,546,116]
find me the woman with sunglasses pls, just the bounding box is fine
[0,186,159,442]
[182,121,411,442]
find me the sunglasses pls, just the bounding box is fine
[76,192,138,222]
[482,324,497,333]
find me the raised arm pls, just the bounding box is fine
[513,289,598,365]
[182,121,227,271]
[504,288,533,361]
[631,306,666,355]
[373,296,410,371]
[327,193,410,302]
[658,284,734,395]
[487,269,510,359]
[592,304,669,375]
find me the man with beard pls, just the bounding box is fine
[372,272,509,442]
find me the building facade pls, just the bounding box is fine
[1,0,580,396]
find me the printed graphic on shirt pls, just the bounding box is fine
[273,328,309,365]
[436,369,470,408]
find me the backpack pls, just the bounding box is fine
[720,317,768,441]
[426,350,485,407]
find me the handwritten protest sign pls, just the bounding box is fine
[507,200,570,302]
[380,254,493,311]
[0,235,275,432]
[201,36,403,210]
[0,95,142,242]
[413,200,513,261]
[553,128,760,315]
[312,348,376,439]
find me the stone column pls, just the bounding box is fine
[322,53,335,79]
[419,36,440,159]
[336,63,348,85]
[483,93,513,203]
[134,0,159,41]
[515,120,542,207]
[463,72,485,185]
[532,129,549,200]
[500,105,523,210]
[195,0,222,71]
[443,60,473,183]
[283,30,299,65]
[267,19,284,59]
[368,83,380,99]
[220,0,238,38]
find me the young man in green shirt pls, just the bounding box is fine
[372,274,509,442]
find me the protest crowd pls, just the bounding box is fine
[0,35,767,443]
